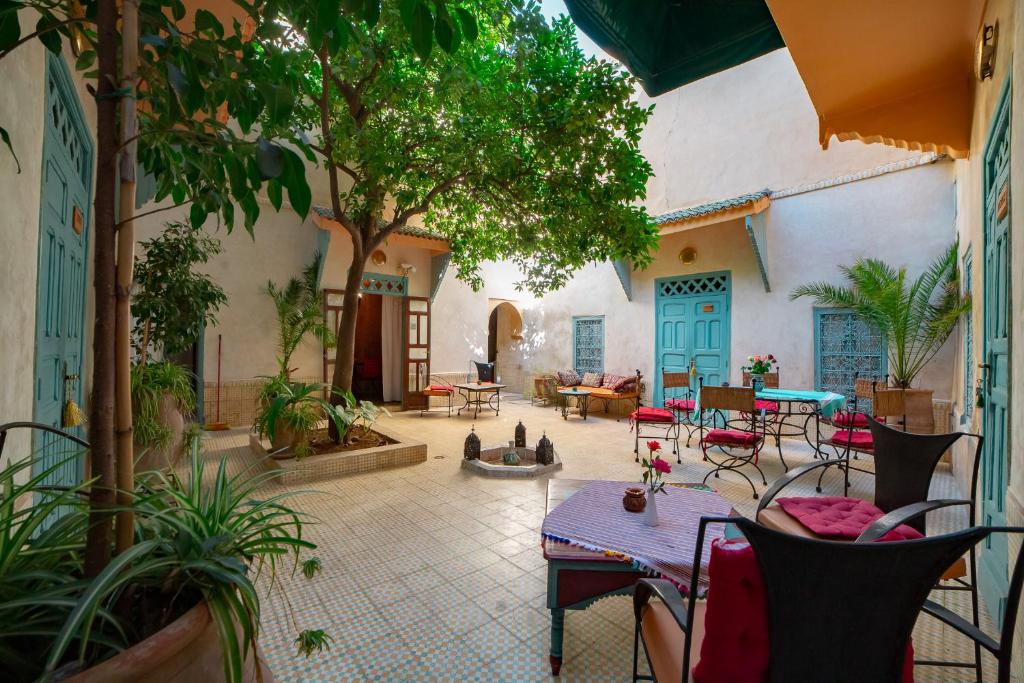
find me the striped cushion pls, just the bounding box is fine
[557,370,581,387]
[581,372,604,388]
[602,373,629,389]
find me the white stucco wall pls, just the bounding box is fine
[431,161,957,405]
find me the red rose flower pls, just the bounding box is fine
[652,457,672,474]
[646,440,662,453]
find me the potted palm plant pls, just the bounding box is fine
[266,253,335,381]
[254,379,356,457]
[792,242,971,432]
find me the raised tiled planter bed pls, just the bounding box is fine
[248,424,426,483]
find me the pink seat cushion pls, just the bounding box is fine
[426,384,454,393]
[665,398,696,411]
[693,537,769,683]
[753,399,779,413]
[776,496,924,541]
[831,412,867,428]
[830,429,874,448]
[631,407,676,424]
[693,536,915,682]
[704,429,759,447]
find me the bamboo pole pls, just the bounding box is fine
[114,0,139,555]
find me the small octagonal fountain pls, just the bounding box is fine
[461,426,561,478]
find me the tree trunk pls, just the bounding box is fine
[328,249,366,442]
[84,0,120,577]
[114,0,139,556]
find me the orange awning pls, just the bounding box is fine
[765,0,985,159]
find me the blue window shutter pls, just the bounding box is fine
[573,316,605,374]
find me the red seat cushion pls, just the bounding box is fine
[830,412,885,429]
[830,429,873,449]
[631,407,676,424]
[753,399,779,413]
[704,429,759,447]
[692,536,915,683]
[426,384,454,393]
[776,496,924,541]
[665,398,696,411]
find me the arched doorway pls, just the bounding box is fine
[486,301,524,387]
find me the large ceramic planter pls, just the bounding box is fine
[902,388,935,434]
[134,393,186,472]
[66,601,274,683]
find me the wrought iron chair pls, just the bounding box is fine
[420,375,455,417]
[631,370,680,463]
[740,368,783,465]
[697,384,767,499]
[757,419,986,681]
[662,371,700,447]
[0,421,90,499]
[632,506,1024,683]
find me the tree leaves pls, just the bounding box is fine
[0,6,19,52]
[406,1,433,60]
[256,137,284,179]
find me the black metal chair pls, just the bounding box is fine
[757,417,986,680]
[0,422,90,501]
[473,361,495,383]
[633,505,1024,683]
[696,384,769,499]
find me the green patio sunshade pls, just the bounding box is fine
[564,0,785,96]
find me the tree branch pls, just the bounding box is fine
[370,175,466,252]
[318,45,359,246]
[308,143,361,184]
[117,200,192,229]
[0,17,90,62]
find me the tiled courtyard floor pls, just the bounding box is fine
[201,396,993,682]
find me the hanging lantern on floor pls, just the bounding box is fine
[515,421,526,448]
[536,432,553,465]
[464,425,481,460]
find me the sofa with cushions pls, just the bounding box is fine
[556,370,642,416]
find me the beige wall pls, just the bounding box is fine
[0,32,97,467]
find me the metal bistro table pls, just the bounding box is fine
[558,388,592,420]
[542,479,733,676]
[751,388,847,468]
[453,381,507,418]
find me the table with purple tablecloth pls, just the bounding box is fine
[540,479,733,675]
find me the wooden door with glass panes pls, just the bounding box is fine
[322,289,345,392]
[402,297,430,410]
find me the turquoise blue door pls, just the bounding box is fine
[32,54,92,489]
[979,77,1011,622]
[654,273,730,404]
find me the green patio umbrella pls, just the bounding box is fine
[564,0,785,96]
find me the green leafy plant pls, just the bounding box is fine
[266,253,335,381]
[791,242,971,388]
[255,380,355,454]
[131,361,196,449]
[302,557,323,580]
[295,629,334,658]
[132,222,227,362]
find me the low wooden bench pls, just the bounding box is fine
[556,370,642,418]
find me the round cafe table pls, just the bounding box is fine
[558,388,592,420]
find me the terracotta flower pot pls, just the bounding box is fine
[65,601,274,683]
[134,393,186,473]
[623,487,647,513]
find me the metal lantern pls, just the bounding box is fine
[536,432,553,465]
[464,425,481,460]
[515,420,526,448]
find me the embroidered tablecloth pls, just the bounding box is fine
[541,480,733,589]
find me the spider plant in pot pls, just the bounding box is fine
[254,379,355,458]
[791,241,971,431]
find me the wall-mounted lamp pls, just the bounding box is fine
[975,23,997,81]
[398,263,416,277]
[678,247,697,265]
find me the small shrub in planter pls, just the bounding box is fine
[254,379,355,457]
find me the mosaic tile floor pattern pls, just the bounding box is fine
[201,396,1001,681]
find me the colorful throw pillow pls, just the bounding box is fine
[581,372,604,387]
[602,373,628,388]
[613,376,638,392]
[557,370,581,387]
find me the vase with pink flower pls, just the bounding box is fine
[745,354,777,392]
[641,441,672,527]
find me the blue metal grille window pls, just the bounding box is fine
[814,308,887,412]
[573,316,605,375]
[962,248,974,420]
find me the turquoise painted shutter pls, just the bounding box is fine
[573,316,604,375]
[813,308,887,412]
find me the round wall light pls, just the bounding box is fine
[371,249,387,266]
[679,247,697,265]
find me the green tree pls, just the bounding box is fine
[249,2,656,431]
[267,253,336,380]
[791,242,971,388]
[132,222,227,363]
